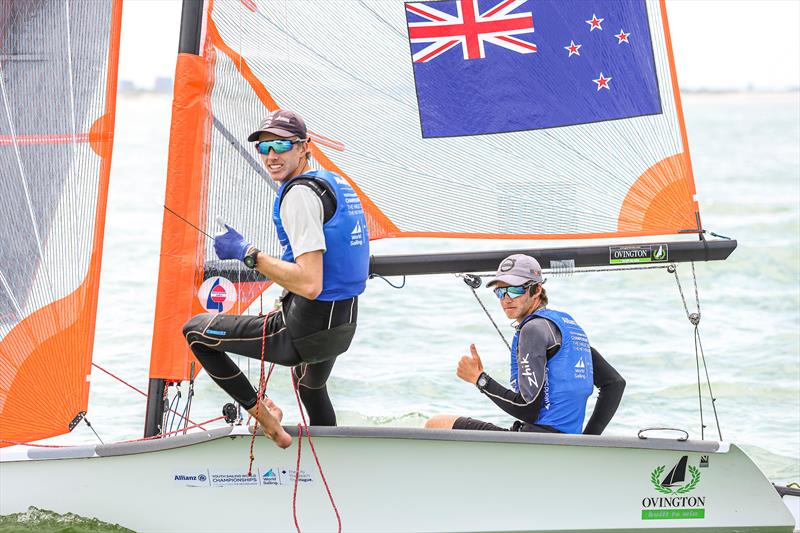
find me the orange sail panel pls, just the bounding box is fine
[0,0,122,446]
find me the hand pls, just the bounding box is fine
[456,344,484,385]
[214,224,252,261]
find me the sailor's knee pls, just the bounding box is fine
[182,314,210,340]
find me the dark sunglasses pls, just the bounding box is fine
[255,139,305,155]
[493,284,534,300]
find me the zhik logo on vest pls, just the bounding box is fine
[641,456,705,521]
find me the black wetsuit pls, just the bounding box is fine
[182,180,358,426]
[454,316,626,434]
[183,293,356,426]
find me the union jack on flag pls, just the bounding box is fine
[406,0,537,62]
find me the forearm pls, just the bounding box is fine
[480,374,542,423]
[252,251,321,299]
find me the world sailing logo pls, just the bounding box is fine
[350,221,364,247]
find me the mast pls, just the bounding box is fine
[144,0,207,438]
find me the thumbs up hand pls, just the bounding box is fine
[456,344,484,385]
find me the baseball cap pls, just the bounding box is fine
[486,254,544,287]
[247,109,307,142]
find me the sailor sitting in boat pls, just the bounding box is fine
[182,110,369,449]
[425,254,625,434]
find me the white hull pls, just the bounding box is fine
[1,427,793,532]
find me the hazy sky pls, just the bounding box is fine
[118,0,800,90]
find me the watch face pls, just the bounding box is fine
[244,255,256,268]
[478,376,488,388]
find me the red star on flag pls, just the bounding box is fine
[586,14,603,31]
[615,29,630,44]
[564,40,581,57]
[593,72,612,91]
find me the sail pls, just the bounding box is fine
[0,0,122,446]
[149,0,701,382]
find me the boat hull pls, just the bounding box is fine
[0,427,793,532]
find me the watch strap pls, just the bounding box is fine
[476,372,489,391]
[244,247,260,268]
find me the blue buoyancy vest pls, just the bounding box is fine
[510,308,593,433]
[272,170,369,301]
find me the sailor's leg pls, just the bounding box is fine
[182,312,297,448]
[292,358,337,426]
[424,415,460,429]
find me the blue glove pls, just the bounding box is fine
[214,224,252,261]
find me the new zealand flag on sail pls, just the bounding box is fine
[405,0,662,137]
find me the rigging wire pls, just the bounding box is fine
[370,273,406,289]
[82,416,104,445]
[669,263,723,441]
[461,264,673,352]
[457,274,511,351]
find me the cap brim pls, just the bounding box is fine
[246,127,298,142]
[486,274,534,287]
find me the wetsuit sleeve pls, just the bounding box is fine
[479,374,543,423]
[582,347,626,435]
[280,185,326,257]
[478,319,552,423]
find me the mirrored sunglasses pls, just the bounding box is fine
[255,139,303,155]
[493,284,532,300]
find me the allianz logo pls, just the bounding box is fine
[561,317,578,325]
[174,473,207,481]
[334,176,348,185]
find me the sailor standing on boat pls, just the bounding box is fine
[182,110,369,449]
[425,254,625,434]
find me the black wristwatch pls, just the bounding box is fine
[476,372,489,391]
[243,247,260,269]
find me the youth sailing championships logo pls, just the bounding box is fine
[197,276,238,314]
[641,456,706,521]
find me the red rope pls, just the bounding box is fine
[91,362,207,431]
[247,313,270,476]
[292,422,303,533]
[0,415,226,449]
[115,416,226,444]
[91,362,147,396]
[291,372,342,533]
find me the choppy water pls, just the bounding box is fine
[31,92,800,492]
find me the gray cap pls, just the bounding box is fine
[247,109,307,142]
[487,254,544,287]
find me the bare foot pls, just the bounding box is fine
[246,400,291,449]
[264,398,283,422]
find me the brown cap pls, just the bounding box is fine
[487,254,544,287]
[247,109,307,142]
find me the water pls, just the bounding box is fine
[0,507,132,533]
[38,92,800,488]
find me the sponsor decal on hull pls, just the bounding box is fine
[173,467,313,488]
[641,455,706,520]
